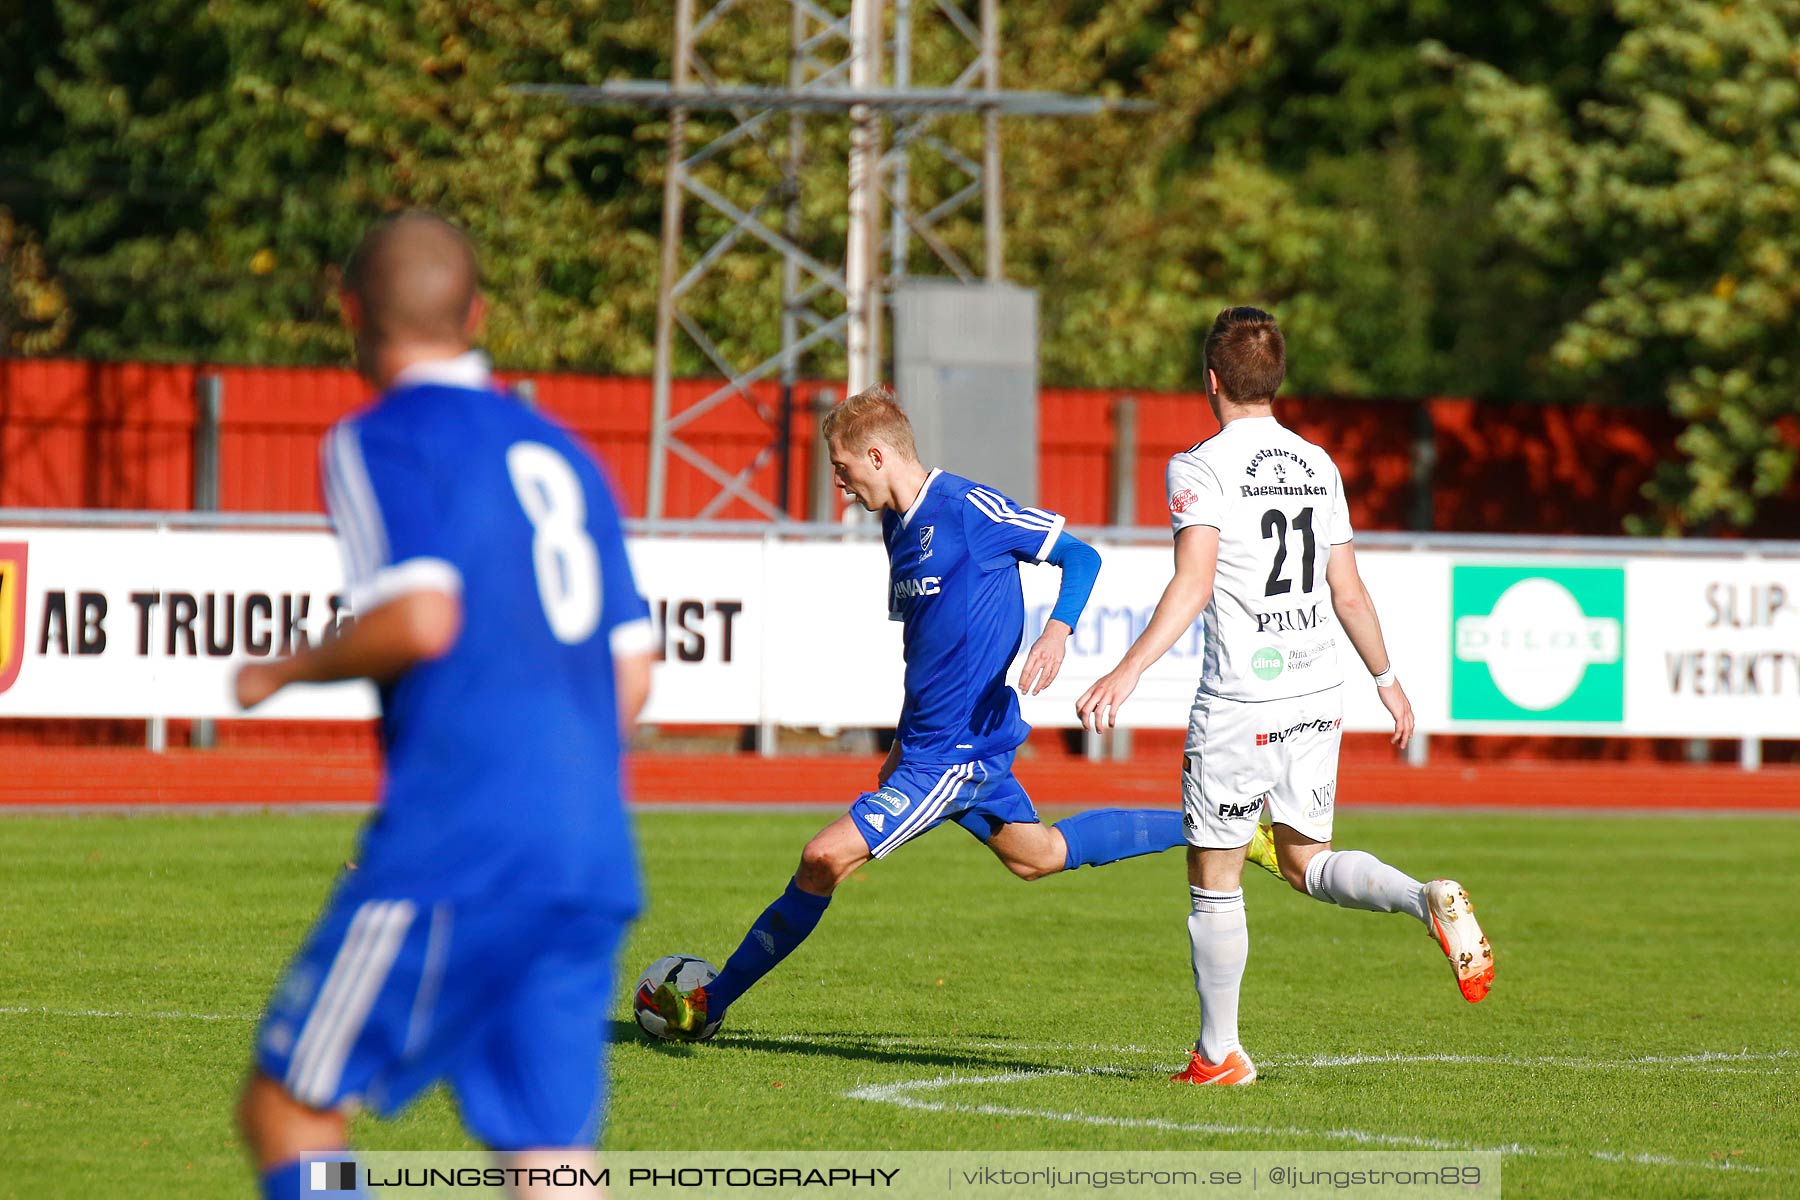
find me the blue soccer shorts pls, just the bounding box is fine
[849,751,1039,859]
[254,892,630,1150]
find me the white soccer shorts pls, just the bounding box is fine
[1182,686,1343,848]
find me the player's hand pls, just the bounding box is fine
[876,738,902,787]
[1379,679,1415,751]
[1019,621,1071,695]
[234,661,285,711]
[1076,661,1141,732]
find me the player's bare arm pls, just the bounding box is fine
[233,588,461,710]
[1020,530,1100,695]
[615,650,654,731]
[1076,525,1219,731]
[1019,618,1071,695]
[1323,539,1414,749]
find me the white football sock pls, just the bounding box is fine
[1303,848,1429,925]
[1188,886,1248,1064]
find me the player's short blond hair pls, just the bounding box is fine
[820,384,918,461]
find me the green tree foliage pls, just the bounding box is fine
[1451,0,1800,531]
[3,0,667,368]
[1190,0,1622,397]
[5,0,1612,394]
[999,2,1393,393]
[0,207,72,353]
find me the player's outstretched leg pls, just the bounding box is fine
[1051,807,1184,870]
[238,1072,371,1199]
[1245,821,1282,881]
[1174,872,1256,1086]
[1284,831,1494,1004]
[1045,810,1276,878]
[654,815,869,1034]
[664,877,831,1030]
[1421,879,1495,1003]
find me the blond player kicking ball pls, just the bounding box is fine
[1076,306,1493,1087]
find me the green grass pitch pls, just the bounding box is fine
[2,808,1796,1198]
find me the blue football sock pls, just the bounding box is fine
[1055,808,1184,870]
[705,877,832,1017]
[263,1158,369,1200]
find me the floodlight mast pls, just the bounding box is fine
[519,1,1146,520]
[846,0,882,398]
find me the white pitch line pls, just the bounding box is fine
[4,1003,1791,1173]
[1274,1049,1797,1072]
[845,1068,1789,1175]
[0,1004,257,1022]
[847,1069,1473,1151]
[749,1030,1796,1073]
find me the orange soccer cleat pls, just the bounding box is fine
[1426,879,1495,1003]
[1171,1048,1257,1086]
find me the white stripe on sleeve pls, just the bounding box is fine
[967,488,1057,532]
[320,433,373,587]
[332,423,392,571]
[609,615,655,657]
[1032,513,1067,563]
[347,556,464,613]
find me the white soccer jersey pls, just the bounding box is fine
[1167,415,1354,702]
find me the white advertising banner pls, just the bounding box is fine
[0,526,1794,737]
[759,541,903,729]
[0,528,374,720]
[1012,547,1448,734]
[630,538,766,727]
[1624,560,1800,737]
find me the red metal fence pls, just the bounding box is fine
[5,357,1795,769]
[1,357,1690,534]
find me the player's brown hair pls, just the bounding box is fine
[1203,306,1285,404]
[820,384,919,461]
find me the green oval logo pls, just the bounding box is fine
[1251,647,1284,680]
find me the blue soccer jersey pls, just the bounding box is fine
[318,353,651,909]
[883,469,1065,764]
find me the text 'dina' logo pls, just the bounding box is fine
[1451,565,1625,722]
[0,541,27,695]
[1250,646,1283,681]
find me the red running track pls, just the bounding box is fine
[1,749,1796,811]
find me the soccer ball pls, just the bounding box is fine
[632,954,722,1042]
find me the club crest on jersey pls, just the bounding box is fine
[0,541,27,696]
[918,525,934,560]
[1169,489,1197,514]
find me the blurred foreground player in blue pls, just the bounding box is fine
[233,213,653,1200]
[649,385,1184,1037]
